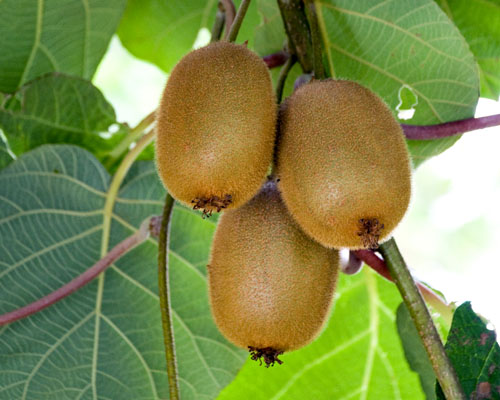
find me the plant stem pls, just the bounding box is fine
[221,0,236,40]
[262,51,290,69]
[0,218,152,326]
[277,0,314,73]
[109,111,156,160]
[378,238,465,400]
[211,2,226,43]
[227,0,252,43]
[158,194,179,400]
[276,55,296,103]
[402,113,500,140]
[304,1,325,79]
[354,249,453,325]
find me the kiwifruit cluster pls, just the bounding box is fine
[156,43,411,366]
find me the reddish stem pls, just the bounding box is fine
[402,114,500,140]
[353,249,449,315]
[0,219,152,326]
[263,51,290,69]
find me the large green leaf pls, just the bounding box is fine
[436,0,500,99]
[117,0,260,73]
[0,0,127,93]
[314,0,479,167]
[0,146,245,399]
[0,73,127,164]
[436,302,500,399]
[219,269,424,399]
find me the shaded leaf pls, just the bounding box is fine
[0,73,127,162]
[436,302,500,399]
[397,303,437,399]
[254,0,286,56]
[0,146,245,400]
[0,0,127,93]
[219,269,424,399]
[436,0,500,99]
[117,0,260,73]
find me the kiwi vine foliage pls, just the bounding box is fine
[0,0,498,399]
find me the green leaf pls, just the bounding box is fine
[117,0,260,73]
[0,130,15,170]
[218,269,425,399]
[314,0,479,167]
[0,73,127,162]
[436,302,500,399]
[0,0,127,93]
[254,0,286,56]
[436,0,500,99]
[0,146,245,399]
[397,303,437,399]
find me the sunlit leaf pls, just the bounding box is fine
[0,73,127,164]
[0,0,127,93]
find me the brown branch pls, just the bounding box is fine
[277,0,314,73]
[0,218,154,326]
[354,249,453,325]
[402,114,500,140]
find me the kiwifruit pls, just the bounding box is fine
[155,41,276,217]
[276,79,411,249]
[208,180,339,367]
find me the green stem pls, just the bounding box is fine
[277,0,314,73]
[379,238,465,400]
[227,0,252,43]
[158,194,179,399]
[211,2,226,43]
[108,110,156,160]
[276,55,296,103]
[304,1,325,79]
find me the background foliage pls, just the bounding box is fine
[1,0,500,399]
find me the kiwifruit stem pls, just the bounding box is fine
[227,0,252,43]
[304,1,325,80]
[276,54,297,103]
[211,2,227,43]
[158,194,180,400]
[379,238,466,400]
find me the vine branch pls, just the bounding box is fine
[157,194,180,400]
[304,1,325,79]
[378,238,465,400]
[227,0,252,43]
[221,0,236,40]
[354,249,453,325]
[276,55,296,103]
[402,114,500,140]
[0,218,154,326]
[277,0,314,73]
[210,2,226,43]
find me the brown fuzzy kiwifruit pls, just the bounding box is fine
[208,180,339,367]
[155,41,276,217]
[276,79,412,249]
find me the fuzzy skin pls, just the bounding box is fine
[277,80,412,249]
[155,42,276,210]
[208,181,339,352]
